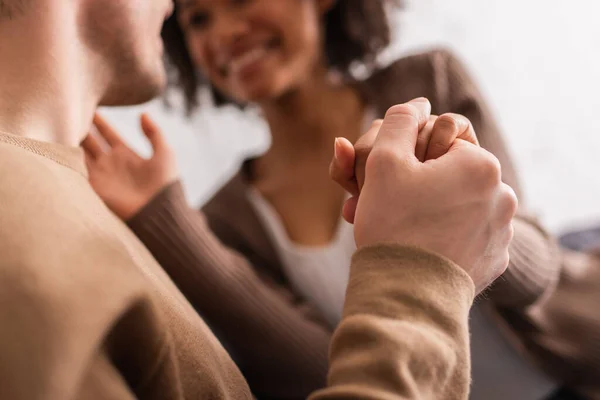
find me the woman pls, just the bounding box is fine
[82,0,599,399]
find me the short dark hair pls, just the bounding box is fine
[161,0,402,114]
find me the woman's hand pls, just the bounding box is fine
[329,98,479,224]
[82,113,179,220]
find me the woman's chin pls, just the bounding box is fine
[232,85,284,105]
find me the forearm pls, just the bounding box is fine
[311,245,475,400]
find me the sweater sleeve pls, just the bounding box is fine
[127,181,330,399]
[311,245,475,400]
[434,49,561,308]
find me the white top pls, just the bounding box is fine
[247,188,355,327]
[247,108,557,398]
[246,107,377,327]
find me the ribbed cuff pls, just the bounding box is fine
[487,214,561,308]
[127,180,188,235]
[346,244,474,328]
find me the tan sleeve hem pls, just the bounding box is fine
[346,244,475,320]
[311,245,474,400]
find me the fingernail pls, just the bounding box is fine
[334,138,340,160]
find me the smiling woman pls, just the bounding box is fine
[162,0,402,112]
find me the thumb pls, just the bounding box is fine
[372,98,431,163]
[425,113,478,161]
[140,113,168,156]
[329,137,359,196]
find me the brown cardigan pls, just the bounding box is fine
[128,49,600,398]
[0,132,477,399]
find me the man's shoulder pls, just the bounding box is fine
[0,143,150,330]
[0,139,82,212]
[0,140,140,293]
[0,157,154,397]
[0,141,85,241]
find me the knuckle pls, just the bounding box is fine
[507,223,515,244]
[470,151,502,190]
[368,147,398,171]
[500,185,519,220]
[490,185,519,229]
[496,205,515,228]
[507,184,519,208]
[480,152,502,181]
[435,114,459,133]
[498,251,510,277]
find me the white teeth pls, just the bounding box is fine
[229,47,267,75]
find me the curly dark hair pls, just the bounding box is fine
[161,0,402,114]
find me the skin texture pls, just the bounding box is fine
[0,0,173,147]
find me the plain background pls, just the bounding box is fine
[99,0,600,234]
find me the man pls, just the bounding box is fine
[0,0,516,399]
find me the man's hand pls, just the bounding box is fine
[82,113,179,220]
[330,98,517,293]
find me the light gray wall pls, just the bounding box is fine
[100,0,600,233]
